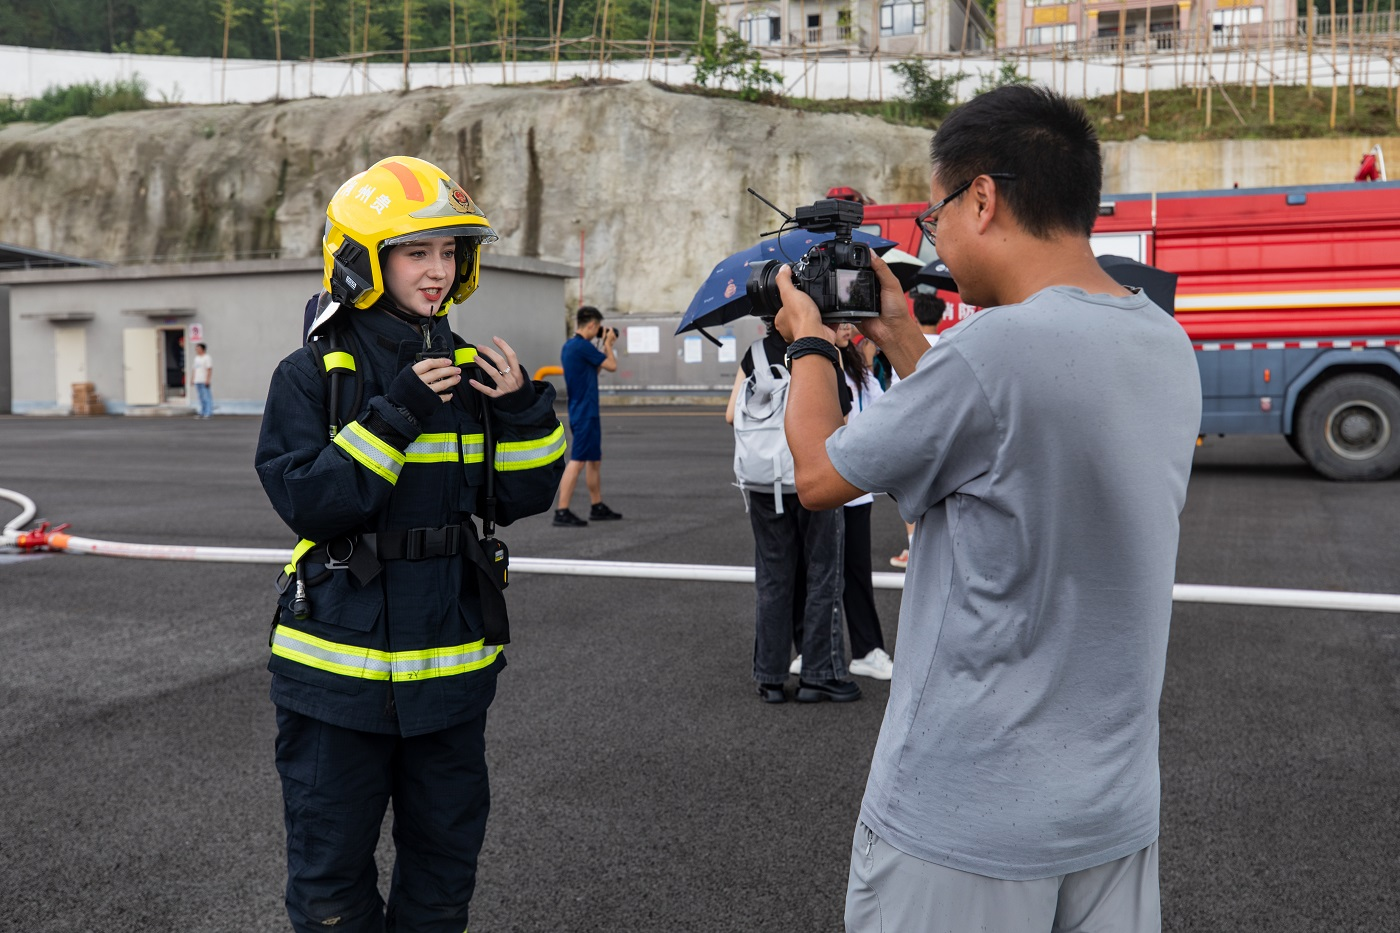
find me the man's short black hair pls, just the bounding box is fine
[196,343,207,352]
[930,85,1102,239]
[576,306,603,327]
[911,290,946,327]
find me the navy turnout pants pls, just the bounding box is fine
[274,707,491,933]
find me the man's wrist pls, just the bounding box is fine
[785,336,840,371]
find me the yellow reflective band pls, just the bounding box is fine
[333,421,405,484]
[283,538,319,577]
[405,432,460,463]
[461,433,485,464]
[494,424,566,472]
[454,347,477,366]
[271,624,502,682]
[322,351,356,373]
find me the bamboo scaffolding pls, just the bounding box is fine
[273,0,283,99]
[1307,2,1315,97]
[1115,2,1127,114]
[1145,1,1154,128]
[644,0,660,79]
[1349,3,1356,117]
[220,0,232,103]
[554,0,566,79]
[1330,4,1339,128]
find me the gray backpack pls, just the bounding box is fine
[733,338,795,513]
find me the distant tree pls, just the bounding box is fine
[976,60,1031,95]
[689,27,782,101]
[890,57,965,120]
[115,26,182,55]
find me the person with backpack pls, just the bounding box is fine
[255,156,565,933]
[725,324,861,705]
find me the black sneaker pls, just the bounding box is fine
[553,508,588,527]
[796,679,862,703]
[756,683,787,704]
[589,502,623,521]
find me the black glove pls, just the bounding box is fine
[385,362,445,426]
[492,379,538,414]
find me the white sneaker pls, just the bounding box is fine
[848,648,893,681]
[789,654,802,675]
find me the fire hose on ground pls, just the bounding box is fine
[4,486,1400,615]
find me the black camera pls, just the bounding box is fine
[746,198,881,324]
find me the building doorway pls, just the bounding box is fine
[161,327,187,402]
[122,325,191,408]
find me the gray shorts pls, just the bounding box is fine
[845,820,1160,933]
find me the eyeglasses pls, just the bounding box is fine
[916,173,1017,247]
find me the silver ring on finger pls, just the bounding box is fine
[500,367,511,376]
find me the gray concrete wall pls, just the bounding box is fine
[0,286,11,414]
[1102,136,1400,195]
[0,255,572,415]
[595,315,770,404]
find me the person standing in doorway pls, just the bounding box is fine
[554,306,623,527]
[193,342,214,418]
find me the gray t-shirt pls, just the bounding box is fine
[827,285,1201,881]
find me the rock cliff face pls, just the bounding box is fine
[0,81,934,314]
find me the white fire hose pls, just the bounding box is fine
[4,487,1399,614]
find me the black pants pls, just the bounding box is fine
[842,503,886,658]
[275,707,491,933]
[747,491,846,683]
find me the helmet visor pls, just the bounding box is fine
[382,223,499,248]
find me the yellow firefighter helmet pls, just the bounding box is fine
[322,156,497,314]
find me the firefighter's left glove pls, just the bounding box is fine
[386,359,454,425]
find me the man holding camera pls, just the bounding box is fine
[554,305,622,527]
[774,86,1200,931]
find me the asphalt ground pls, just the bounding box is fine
[0,412,1397,933]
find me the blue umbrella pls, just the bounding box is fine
[676,228,897,338]
[915,254,1178,315]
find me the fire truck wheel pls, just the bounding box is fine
[1295,374,1400,481]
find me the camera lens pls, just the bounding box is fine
[745,260,785,318]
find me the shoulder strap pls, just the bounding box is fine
[310,323,362,440]
[451,334,500,536]
[751,338,781,390]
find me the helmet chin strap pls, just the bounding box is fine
[372,293,438,328]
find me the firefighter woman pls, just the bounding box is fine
[255,156,565,932]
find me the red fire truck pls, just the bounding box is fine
[854,181,1400,481]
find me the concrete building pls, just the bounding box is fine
[0,254,574,416]
[711,0,992,56]
[997,0,1295,52]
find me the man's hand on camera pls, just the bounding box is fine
[602,326,618,346]
[857,256,919,348]
[774,265,837,344]
[856,256,930,381]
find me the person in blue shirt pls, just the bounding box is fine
[554,305,621,526]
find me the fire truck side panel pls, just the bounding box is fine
[852,182,1400,479]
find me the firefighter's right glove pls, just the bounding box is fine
[386,359,457,425]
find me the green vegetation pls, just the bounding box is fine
[887,57,967,122]
[0,0,714,64]
[659,78,1400,143]
[976,60,1032,96]
[689,27,782,102]
[0,78,152,125]
[1083,84,1400,142]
